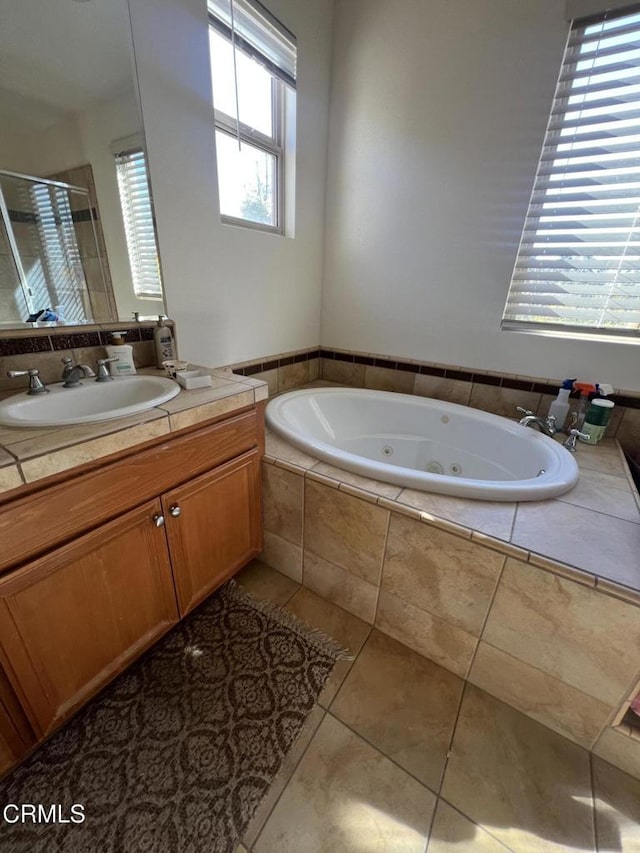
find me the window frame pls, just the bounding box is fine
[207,1,294,236]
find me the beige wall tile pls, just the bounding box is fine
[260,530,303,583]
[21,419,170,483]
[397,488,516,541]
[469,642,611,748]
[594,726,640,782]
[364,365,415,393]
[442,685,594,853]
[413,374,472,406]
[262,463,303,545]
[382,515,504,635]
[332,630,464,791]
[304,480,389,585]
[308,358,320,382]
[321,358,365,386]
[512,501,640,588]
[311,461,402,499]
[468,384,542,419]
[303,550,378,624]
[252,368,278,396]
[483,558,640,706]
[278,361,310,392]
[254,714,436,853]
[375,590,477,678]
[264,429,318,469]
[616,408,640,456]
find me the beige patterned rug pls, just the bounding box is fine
[0,580,344,852]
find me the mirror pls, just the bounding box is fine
[0,0,165,329]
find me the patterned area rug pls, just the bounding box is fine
[0,581,344,852]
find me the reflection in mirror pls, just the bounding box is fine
[0,169,112,327]
[0,0,165,330]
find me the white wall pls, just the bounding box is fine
[128,0,334,368]
[321,0,640,392]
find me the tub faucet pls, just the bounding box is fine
[516,407,557,437]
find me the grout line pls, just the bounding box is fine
[438,678,469,799]
[436,797,515,852]
[590,752,600,853]
[248,704,327,851]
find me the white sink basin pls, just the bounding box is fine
[0,376,181,427]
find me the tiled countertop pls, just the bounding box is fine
[0,368,267,494]
[264,426,640,599]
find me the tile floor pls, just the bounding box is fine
[234,560,640,853]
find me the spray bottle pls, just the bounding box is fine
[572,382,597,429]
[546,379,575,432]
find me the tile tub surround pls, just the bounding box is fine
[231,345,640,454]
[261,429,640,779]
[0,368,268,493]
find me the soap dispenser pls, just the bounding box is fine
[105,331,136,376]
[153,316,175,368]
[547,379,575,432]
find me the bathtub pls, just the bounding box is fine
[265,388,579,501]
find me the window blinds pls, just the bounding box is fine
[208,0,296,88]
[502,6,640,340]
[114,148,163,300]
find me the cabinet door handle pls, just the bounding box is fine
[153,513,165,527]
[169,504,181,518]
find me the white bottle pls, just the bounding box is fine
[105,331,137,376]
[547,383,572,431]
[154,316,175,368]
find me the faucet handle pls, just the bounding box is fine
[563,428,589,452]
[96,357,119,382]
[7,368,50,395]
[516,406,534,417]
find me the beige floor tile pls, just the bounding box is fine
[556,467,640,524]
[234,559,300,606]
[512,501,640,587]
[243,704,325,848]
[375,590,477,679]
[397,489,516,541]
[483,558,640,707]
[382,515,504,635]
[310,461,403,500]
[592,757,640,852]
[304,480,389,585]
[427,799,512,852]
[262,462,304,544]
[254,714,436,853]
[260,530,303,583]
[303,550,378,624]
[441,685,595,853]
[285,588,371,706]
[331,630,463,791]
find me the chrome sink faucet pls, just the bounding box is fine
[95,357,119,382]
[6,368,49,395]
[516,407,557,437]
[61,357,96,388]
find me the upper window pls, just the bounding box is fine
[502,6,640,341]
[115,146,163,300]
[207,0,296,234]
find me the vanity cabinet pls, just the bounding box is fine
[0,402,264,766]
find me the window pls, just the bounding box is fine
[502,5,640,341]
[114,146,163,300]
[207,0,296,234]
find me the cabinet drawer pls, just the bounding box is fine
[0,408,259,574]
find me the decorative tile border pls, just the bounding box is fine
[0,323,166,357]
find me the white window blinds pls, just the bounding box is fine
[502,5,640,340]
[115,148,163,300]
[208,0,296,88]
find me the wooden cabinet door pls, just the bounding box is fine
[0,500,179,738]
[0,666,35,777]
[163,449,263,616]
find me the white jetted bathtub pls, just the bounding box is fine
[266,388,579,501]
